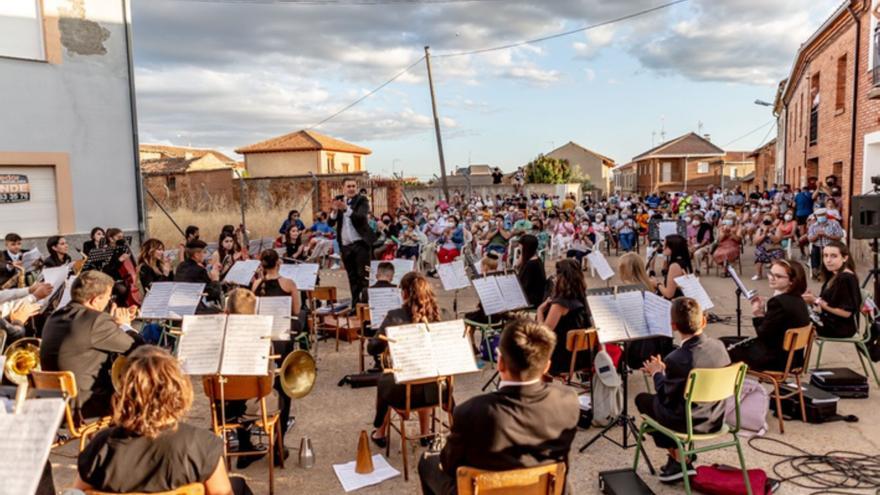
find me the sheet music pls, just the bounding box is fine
[496,274,528,310]
[333,454,400,492]
[21,248,41,271]
[368,288,402,328]
[658,221,678,240]
[428,320,479,377]
[437,260,471,291]
[472,277,506,316]
[617,290,649,338]
[37,265,69,308]
[164,249,178,262]
[220,315,273,376]
[385,323,436,383]
[257,296,292,340]
[0,398,65,495]
[178,315,226,375]
[644,291,673,338]
[141,282,204,319]
[726,265,757,299]
[674,274,715,311]
[248,239,264,256]
[58,275,76,308]
[369,259,414,285]
[279,263,319,291]
[223,260,260,286]
[587,294,629,343]
[587,250,615,281]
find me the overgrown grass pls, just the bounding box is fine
[145,205,294,247]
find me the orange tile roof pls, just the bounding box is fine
[139,144,236,163]
[235,129,372,155]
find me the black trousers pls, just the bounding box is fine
[341,241,370,305]
[418,453,456,495]
[635,393,682,450]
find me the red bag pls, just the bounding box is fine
[691,464,767,495]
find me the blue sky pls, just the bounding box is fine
[132,0,842,180]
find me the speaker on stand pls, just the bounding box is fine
[851,178,880,302]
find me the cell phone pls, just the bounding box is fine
[335,195,344,201]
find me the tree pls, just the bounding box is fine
[524,154,572,184]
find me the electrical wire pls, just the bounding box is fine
[434,0,688,58]
[747,436,880,494]
[720,119,775,148]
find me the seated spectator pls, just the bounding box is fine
[75,345,252,495]
[690,213,715,275]
[418,318,579,495]
[615,209,637,252]
[278,209,306,236]
[807,208,844,277]
[397,216,424,259]
[752,214,785,281]
[635,298,731,483]
[712,213,743,270]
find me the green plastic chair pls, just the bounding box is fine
[813,298,880,387]
[633,362,752,495]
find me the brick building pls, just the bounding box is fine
[748,139,777,193]
[775,0,880,227]
[140,145,237,209]
[631,132,726,194]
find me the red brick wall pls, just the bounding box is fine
[752,143,776,191]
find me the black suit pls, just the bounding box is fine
[331,194,375,305]
[728,293,810,371]
[174,259,221,307]
[40,303,142,418]
[419,382,580,495]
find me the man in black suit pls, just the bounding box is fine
[330,178,376,306]
[635,297,731,483]
[174,240,221,308]
[0,232,24,287]
[418,318,580,495]
[40,271,143,419]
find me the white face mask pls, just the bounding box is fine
[692,220,700,227]
[784,214,793,221]
[722,219,734,226]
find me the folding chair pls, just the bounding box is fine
[307,286,353,353]
[549,329,597,389]
[355,303,371,373]
[203,374,283,495]
[387,376,454,481]
[634,363,753,495]
[748,324,814,433]
[85,483,204,495]
[814,302,880,386]
[31,370,111,451]
[456,463,566,495]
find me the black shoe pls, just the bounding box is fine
[370,430,387,449]
[420,435,434,447]
[658,456,696,483]
[236,448,267,470]
[274,447,290,467]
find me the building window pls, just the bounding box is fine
[0,0,45,61]
[809,73,820,146]
[166,176,176,191]
[697,161,709,174]
[730,167,738,179]
[326,153,336,173]
[836,55,846,112]
[661,162,672,182]
[354,155,362,171]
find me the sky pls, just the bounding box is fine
[131,0,843,180]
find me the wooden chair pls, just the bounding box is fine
[356,303,371,372]
[814,302,880,386]
[550,329,597,388]
[202,374,283,495]
[307,286,353,353]
[456,463,566,495]
[30,370,111,451]
[634,363,753,495]
[748,324,814,433]
[387,376,454,482]
[85,483,204,495]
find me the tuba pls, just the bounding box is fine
[277,350,316,399]
[4,338,41,385]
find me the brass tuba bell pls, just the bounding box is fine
[277,350,316,399]
[3,337,41,385]
[111,355,128,391]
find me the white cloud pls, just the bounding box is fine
[573,25,616,59]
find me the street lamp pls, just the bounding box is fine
[754,99,773,107]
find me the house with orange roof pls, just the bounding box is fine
[544,141,616,194]
[235,129,372,178]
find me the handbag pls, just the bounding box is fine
[692,464,767,495]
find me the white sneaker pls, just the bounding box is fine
[751,274,761,281]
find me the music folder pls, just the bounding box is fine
[279,263,319,291]
[223,260,261,287]
[369,259,414,286]
[257,296,293,341]
[673,274,715,311]
[472,274,528,315]
[368,287,402,328]
[587,289,673,344]
[177,314,273,376]
[437,260,470,291]
[139,282,205,320]
[385,320,479,384]
[0,397,66,495]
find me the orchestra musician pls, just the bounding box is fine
[175,240,221,308]
[137,238,174,291]
[43,235,72,268]
[82,227,106,257]
[102,228,139,307]
[330,178,375,307]
[40,271,143,419]
[211,230,247,280]
[365,261,396,368]
[75,345,253,495]
[0,232,24,287]
[537,259,592,375]
[418,318,580,495]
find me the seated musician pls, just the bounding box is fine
[0,232,24,287]
[537,259,591,375]
[175,240,222,307]
[137,238,174,291]
[75,345,253,495]
[216,289,291,469]
[728,259,810,371]
[43,235,72,268]
[365,261,396,368]
[635,297,731,483]
[81,227,105,257]
[462,253,501,324]
[370,272,445,448]
[418,318,580,495]
[100,228,133,305]
[40,271,143,418]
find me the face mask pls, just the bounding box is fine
[784,214,793,221]
[622,214,629,219]
[723,219,734,226]
[684,216,691,223]
[692,220,700,227]
[817,216,828,224]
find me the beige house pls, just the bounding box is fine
[235,130,371,178]
[613,162,637,193]
[544,142,616,194]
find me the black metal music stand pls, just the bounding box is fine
[83,246,115,271]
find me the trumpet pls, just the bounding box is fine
[3,337,41,385]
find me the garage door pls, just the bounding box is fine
[0,166,58,237]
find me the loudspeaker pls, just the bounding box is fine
[851,194,880,239]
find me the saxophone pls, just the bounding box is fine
[1,263,24,290]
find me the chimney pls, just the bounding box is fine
[703,134,711,142]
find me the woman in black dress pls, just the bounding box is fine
[729,259,811,370]
[537,258,592,375]
[283,224,307,261]
[75,345,251,495]
[655,234,692,300]
[82,227,105,256]
[43,235,72,268]
[517,234,546,309]
[370,272,446,448]
[803,240,861,338]
[136,238,173,291]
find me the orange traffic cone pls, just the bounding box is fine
[355,430,374,474]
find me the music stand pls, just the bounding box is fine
[726,264,756,338]
[83,246,115,271]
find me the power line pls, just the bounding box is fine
[306,56,425,130]
[721,119,775,148]
[434,0,688,58]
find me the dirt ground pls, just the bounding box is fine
[50,244,880,494]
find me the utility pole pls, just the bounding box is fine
[424,46,450,202]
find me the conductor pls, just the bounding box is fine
[330,178,376,306]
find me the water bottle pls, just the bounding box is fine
[299,436,315,469]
